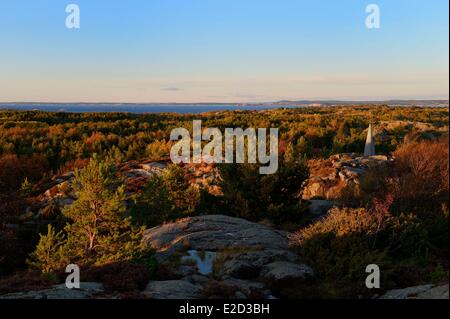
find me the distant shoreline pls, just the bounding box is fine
[0,100,448,114]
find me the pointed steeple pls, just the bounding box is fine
[364,123,376,157]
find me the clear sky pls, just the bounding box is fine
[0,0,448,103]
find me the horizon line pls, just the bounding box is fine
[0,98,449,105]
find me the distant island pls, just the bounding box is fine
[0,100,448,114]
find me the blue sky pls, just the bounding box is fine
[0,0,448,103]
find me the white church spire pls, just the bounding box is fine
[364,123,376,157]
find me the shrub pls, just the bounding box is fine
[429,263,448,282]
[0,194,26,223]
[358,163,391,205]
[84,262,151,293]
[132,248,159,277]
[390,137,449,213]
[289,193,447,297]
[146,140,172,161]
[217,158,308,224]
[0,153,49,192]
[290,206,392,283]
[0,229,27,276]
[387,213,429,259]
[0,270,57,294]
[40,203,61,220]
[421,204,449,258]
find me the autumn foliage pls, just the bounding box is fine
[390,137,449,212]
[0,153,49,192]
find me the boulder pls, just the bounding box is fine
[182,274,210,285]
[221,278,266,297]
[220,259,260,279]
[142,215,312,293]
[218,249,298,279]
[141,215,315,298]
[173,265,198,278]
[143,215,290,263]
[260,261,314,283]
[417,284,449,299]
[142,280,201,299]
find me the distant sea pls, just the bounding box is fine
[0,103,305,114]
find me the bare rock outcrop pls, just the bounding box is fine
[0,282,104,300]
[301,153,390,200]
[380,284,449,299]
[142,280,202,299]
[143,215,290,263]
[142,215,313,299]
[260,261,314,282]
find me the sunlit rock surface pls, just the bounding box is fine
[142,214,313,299]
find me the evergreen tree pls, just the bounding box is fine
[218,157,309,224]
[131,164,200,227]
[63,155,143,265]
[29,155,145,272]
[28,224,66,274]
[130,174,173,227]
[163,164,200,215]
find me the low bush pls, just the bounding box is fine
[217,157,309,224]
[289,195,443,297]
[84,262,151,293]
[390,137,449,214]
[0,270,57,294]
[290,206,392,283]
[0,229,28,276]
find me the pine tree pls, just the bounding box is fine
[62,155,144,265]
[130,174,173,227]
[28,224,66,274]
[29,155,145,273]
[163,164,200,215]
